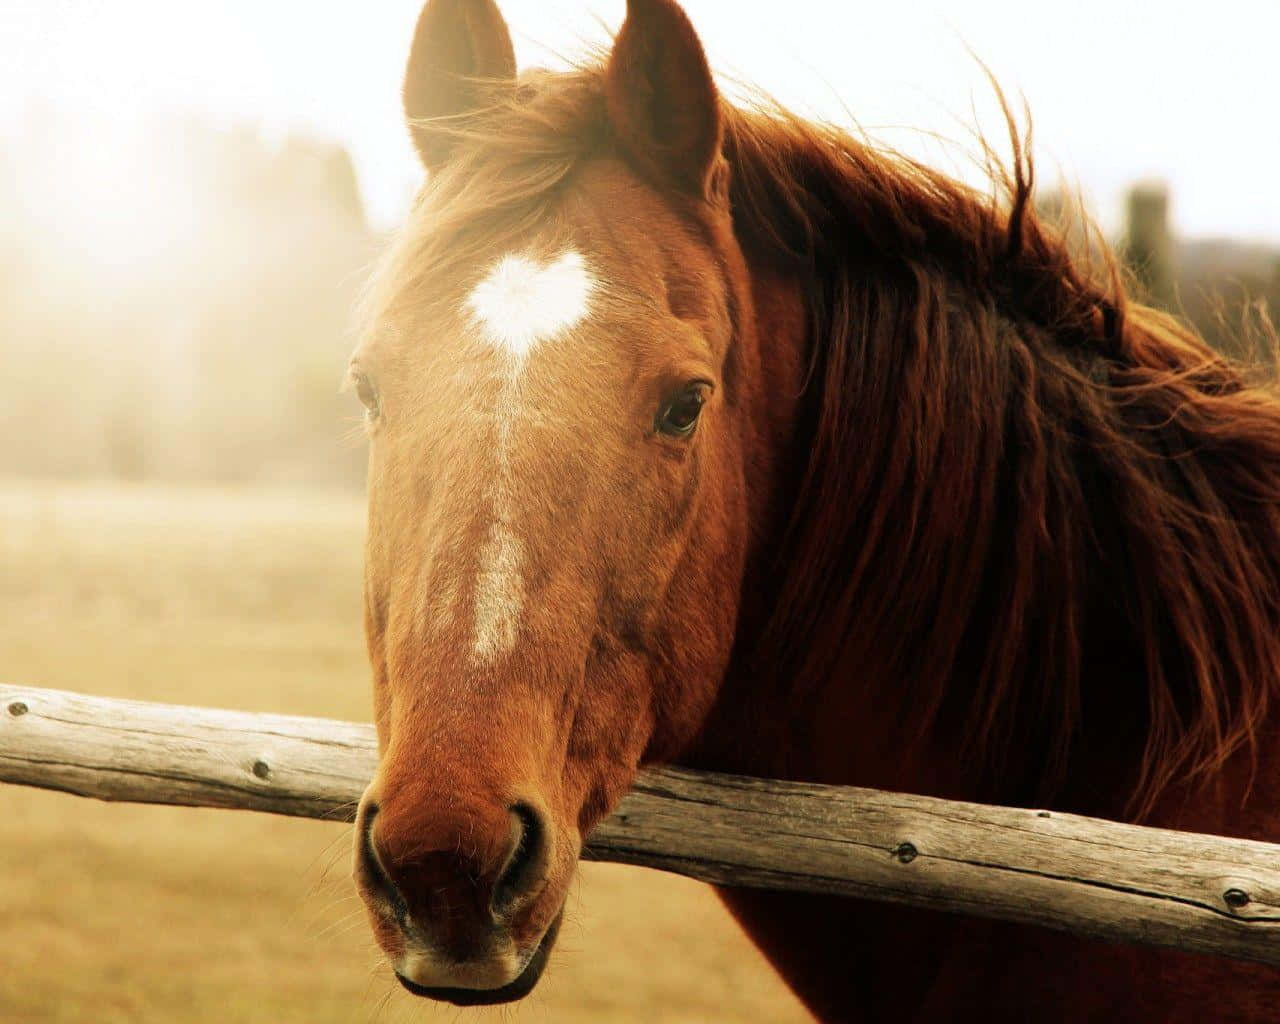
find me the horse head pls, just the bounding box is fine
[349,0,796,1003]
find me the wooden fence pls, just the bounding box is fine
[4,683,1280,965]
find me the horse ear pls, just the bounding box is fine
[403,0,517,170]
[604,0,723,199]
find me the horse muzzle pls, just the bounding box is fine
[393,912,562,1005]
[353,788,568,1003]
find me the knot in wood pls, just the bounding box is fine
[251,759,272,780]
[7,701,28,717]
[1223,888,1251,910]
[892,841,918,864]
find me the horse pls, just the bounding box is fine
[348,0,1280,1019]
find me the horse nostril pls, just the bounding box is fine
[360,805,410,922]
[492,803,545,917]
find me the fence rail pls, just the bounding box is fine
[4,683,1280,965]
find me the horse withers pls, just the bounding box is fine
[350,1,1280,1019]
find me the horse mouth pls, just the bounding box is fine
[394,913,562,1006]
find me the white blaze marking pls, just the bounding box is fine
[464,249,595,662]
[472,522,525,663]
[466,250,595,365]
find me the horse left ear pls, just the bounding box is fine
[604,0,724,200]
[403,0,517,170]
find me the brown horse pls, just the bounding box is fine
[348,0,1280,1018]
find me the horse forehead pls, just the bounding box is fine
[464,248,597,361]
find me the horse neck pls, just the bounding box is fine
[690,247,1280,827]
[684,252,1134,811]
[680,254,915,788]
[681,111,1280,831]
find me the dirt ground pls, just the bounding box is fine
[0,480,811,1023]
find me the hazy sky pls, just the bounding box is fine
[2,0,1277,240]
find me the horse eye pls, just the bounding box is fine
[656,384,708,438]
[352,370,380,420]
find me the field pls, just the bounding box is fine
[0,480,810,1023]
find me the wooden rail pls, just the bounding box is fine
[4,683,1280,966]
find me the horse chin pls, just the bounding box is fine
[394,912,562,1007]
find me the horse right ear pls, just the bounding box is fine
[604,0,723,200]
[402,0,517,170]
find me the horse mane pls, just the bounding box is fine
[723,97,1280,817]
[372,59,1280,819]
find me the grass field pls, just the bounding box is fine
[0,480,810,1023]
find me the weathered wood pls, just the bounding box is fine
[4,683,1280,966]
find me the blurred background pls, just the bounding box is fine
[1,1,1276,1021]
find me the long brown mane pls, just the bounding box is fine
[724,99,1280,817]
[377,59,1280,820]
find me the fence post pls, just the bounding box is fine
[1123,182,1176,310]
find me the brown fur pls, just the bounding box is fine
[353,1,1280,1019]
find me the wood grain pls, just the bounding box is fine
[4,683,1280,966]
